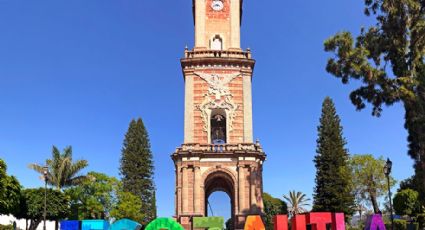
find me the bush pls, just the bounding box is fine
[416,214,425,229]
[407,222,419,230]
[394,219,407,230]
[0,225,13,230]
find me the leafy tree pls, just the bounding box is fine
[263,193,287,230]
[313,97,355,217]
[29,146,89,190]
[19,188,69,230]
[0,159,21,216]
[65,172,119,220]
[349,154,396,213]
[225,218,234,230]
[323,0,425,204]
[399,176,417,192]
[393,189,420,216]
[110,190,144,223]
[120,118,156,224]
[282,191,310,217]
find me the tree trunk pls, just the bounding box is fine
[29,219,41,230]
[55,220,58,230]
[370,194,380,214]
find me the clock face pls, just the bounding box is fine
[211,0,224,11]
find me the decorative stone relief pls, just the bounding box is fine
[194,72,240,132]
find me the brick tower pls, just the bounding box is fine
[171,0,266,229]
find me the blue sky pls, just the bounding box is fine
[0,0,412,220]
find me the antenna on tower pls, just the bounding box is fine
[207,201,214,216]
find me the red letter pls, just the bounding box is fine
[291,214,306,230]
[306,213,332,230]
[273,215,288,230]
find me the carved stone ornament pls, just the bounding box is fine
[194,72,241,132]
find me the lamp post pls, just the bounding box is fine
[384,158,393,230]
[43,166,48,230]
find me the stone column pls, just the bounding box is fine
[182,166,189,213]
[194,0,206,48]
[193,166,201,214]
[250,166,256,208]
[230,0,241,48]
[176,167,181,215]
[184,74,194,143]
[243,74,253,143]
[238,165,245,213]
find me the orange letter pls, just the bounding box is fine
[244,215,265,230]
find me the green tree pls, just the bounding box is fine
[225,218,234,230]
[313,97,355,217]
[393,189,420,217]
[65,172,119,220]
[323,0,425,204]
[283,191,310,218]
[29,146,89,190]
[263,193,287,230]
[349,154,396,213]
[120,118,156,224]
[19,188,69,230]
[110,190,144,223]
[0,159,21,216]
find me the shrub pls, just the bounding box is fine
[416,214,425,229]
[394,219,407,230]
[407,222,419,230]
[0,225,13,230]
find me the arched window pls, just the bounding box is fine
[211,35,223,50]
[210,109,226,144]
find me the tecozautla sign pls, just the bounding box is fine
[60,212,387,230]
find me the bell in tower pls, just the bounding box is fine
[172,0,266,229]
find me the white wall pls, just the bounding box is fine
[0,215,56,230]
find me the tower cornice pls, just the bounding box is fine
[180,49,255,73]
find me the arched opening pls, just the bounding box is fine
[204,171,235,229]
[210,109,227,144]
[206,191,231,219]
[211,35,223,50]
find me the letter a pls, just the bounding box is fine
[244,216,265,230]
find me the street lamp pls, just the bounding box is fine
[384,158,393,230]
[43,166,49,230]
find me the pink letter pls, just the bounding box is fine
[331,213,345,230]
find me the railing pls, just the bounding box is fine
[184,48,252,59]
[176,142,262,153]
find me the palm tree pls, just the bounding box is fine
[29,146,89,190]
[283,190,311,217]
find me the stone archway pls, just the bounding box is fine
[202,168,238,228]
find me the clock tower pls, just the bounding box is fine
[172,0,266,229]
